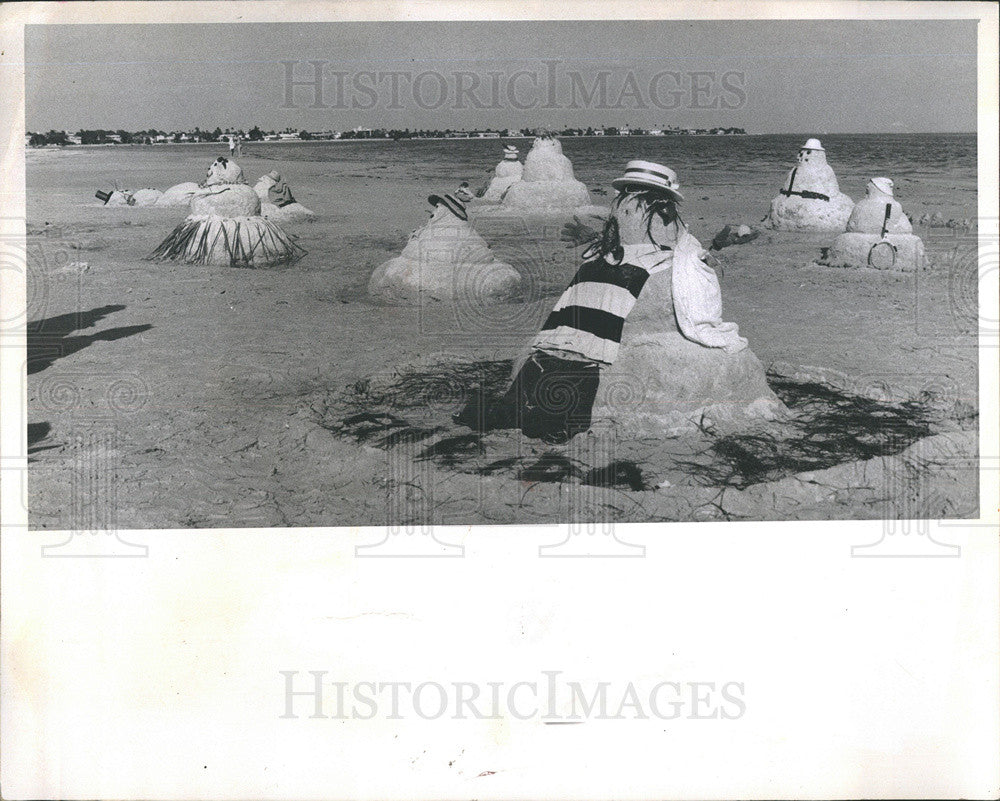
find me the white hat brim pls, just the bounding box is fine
[611,176,684,201]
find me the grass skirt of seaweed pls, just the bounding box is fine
[147,214,306,268]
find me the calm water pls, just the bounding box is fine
[238,132,977,189]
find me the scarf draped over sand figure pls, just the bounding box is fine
[456,160,783,443]
[253,171,317,223]
[147,157,305,268]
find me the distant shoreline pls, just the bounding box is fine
[28,133,753,149]
[25,131,976,152]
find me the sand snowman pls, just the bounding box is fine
[368,191,521,305]
[480,145,524,203]
[156,181,203,207]
[590,165,784,433]
[499,135,593,212]
[253,171,317,223]
[765,138,854,231]
[147,157,305,268]
[825,177,926,271]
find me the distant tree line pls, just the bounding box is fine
[27,123,747,147]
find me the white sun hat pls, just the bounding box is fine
[802,138,825,151]
[611,160,684,201]
[869,177,894,196]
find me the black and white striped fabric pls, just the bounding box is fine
[531,244,673,365]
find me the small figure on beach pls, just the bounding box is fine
[368,191,521,305]
[494,134,594,213]
[846,177,912,234]
[765,138,854,231]
[147,157,305,268]
[253,171,317,222]
[824,176,926,271]
[455,160,782,442]
[478,144,524,203]
[255,170,296,207]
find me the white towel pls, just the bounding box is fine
[671,231,748,353]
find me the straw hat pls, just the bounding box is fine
[611,160,684,201]
[802,138,825,151]
[428,193,468,221]
[869,177,894,196]
[267,170,281,181]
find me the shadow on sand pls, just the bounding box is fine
[27,304,152,374]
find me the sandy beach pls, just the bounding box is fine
[25,136,979,528]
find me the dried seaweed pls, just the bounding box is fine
[318,357,941,492]
[674,374,935,489]
[147,217,306,268]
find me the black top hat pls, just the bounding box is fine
[95,189,113,204]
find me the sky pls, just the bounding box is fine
[24,20,978,134]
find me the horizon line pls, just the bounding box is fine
[25,127,977,136]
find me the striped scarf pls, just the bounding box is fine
[531,244,673,365]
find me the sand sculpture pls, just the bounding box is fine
[765,138,854,231]
[368,191,521,305]
[129,188,163,206]
[455,161,783,442]
[155,182,202,207]
[147,157,305,268]
[479,144,524,203]
[95,187,162,207]
[498,135,594,212]
[253,171,316,223]
[100,190,131,207]
[825,177,926,271]
[590,167,783,434]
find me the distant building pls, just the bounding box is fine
[475,131,501,138]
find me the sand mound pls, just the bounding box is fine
[260,201,316,224]
[480,158,523,204]
[498,136,592,213]
[824,232,927,272]
[765,141,854,232]
[148,183,305,268]
[156,182,202,207]
[369,208,521,304]
[591,266,784,434]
